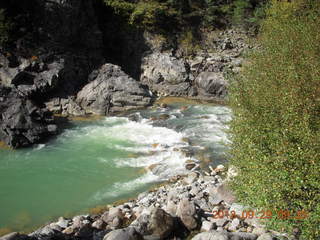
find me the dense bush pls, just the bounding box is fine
[229,0,320,239]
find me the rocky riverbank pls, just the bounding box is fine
[0,165,296,240]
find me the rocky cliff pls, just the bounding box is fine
[0,0,250,148]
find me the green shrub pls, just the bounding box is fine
[229,0,320,239]
[129,1,177,31]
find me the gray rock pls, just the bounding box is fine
[131,208,174,239]
[252,228,267,236]
[229,232,258,240]
[0,54,31,86]
[56,217,70,229]
[29,225,59,238]
[74,223,93,238]
[228,218,240,231]
[165,200,177,216]
[183,172,199,185]
[201,221,215,232]
[257,233,274,240]
[102,207,124,225]
[0,232,29,240]
[192,231,229,240]
[140,52,192,96]
[210,183,236,205]
[103,227,143,240]
[141,52,189,85]
[72,215,86,229]
[195,72,227,98]
[210,217,229,227]
[16,60,64,97]
[229,204,250,218]
[92,219,106,230]
[176,198,198,230]
[77,64,152,115]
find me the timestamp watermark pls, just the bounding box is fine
[211,209,309,220]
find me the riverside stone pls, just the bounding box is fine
[192,231,229,240]
[92,219,106,230]
[201,221,215,232]
[131,208,174,239]
[229,218,241,231]
[56,217,69,229]
[229,232,258,240]
[256,233,274,240]
[0,232,28,240]
[176,198,198,230]
[103,228,143,240]
[252,228,267,236]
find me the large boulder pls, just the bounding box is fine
[140,52,192,96]
[130,207,174,239]
[176,198,198,231]
[103,228,143,240]
[77,64,153,115]
[0,86,57,148]
[195,72,228,98]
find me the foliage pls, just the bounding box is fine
[104,0,267,33]
[0,9,10,46]
[229,0,320,239]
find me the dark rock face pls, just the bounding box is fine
[1,0,104,97]
[0,87,57,148]
[0,53,64,97]
[0,0,104,147]
[77,64,153,115]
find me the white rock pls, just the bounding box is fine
[201,221,215,232]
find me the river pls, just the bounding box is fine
[0,98,231,232]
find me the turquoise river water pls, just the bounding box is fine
[0,100,231,232]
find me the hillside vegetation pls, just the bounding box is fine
[229,0,320,239]
[104,0,267,33]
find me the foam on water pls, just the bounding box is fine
[92,173,158,200]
